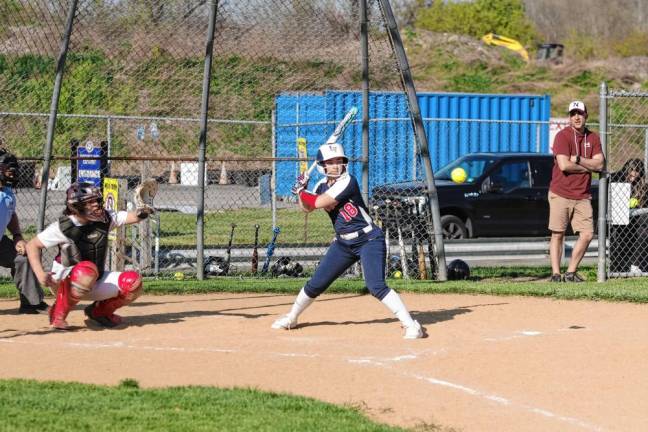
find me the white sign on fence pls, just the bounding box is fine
[180,162,207,186]
[610,182,631,225]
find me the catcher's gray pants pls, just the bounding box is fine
[0,235,44,305]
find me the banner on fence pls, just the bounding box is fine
[103,177,119,240]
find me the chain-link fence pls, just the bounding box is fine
[604,90,648,278]
[2,0,453,281]
[6,3,633,284]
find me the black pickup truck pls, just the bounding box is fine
[371,152,599,239]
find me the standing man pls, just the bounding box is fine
[0,148,47,314]
[549,101,604,282]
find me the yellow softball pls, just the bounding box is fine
[451,167,467,184]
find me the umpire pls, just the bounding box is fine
[0,148,47,313]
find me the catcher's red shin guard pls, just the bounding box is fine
[87,271,142,327]
[50,261,99,330]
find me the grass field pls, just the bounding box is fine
[158,208,333,246]
[3,266,647,431]
[0,379,406,432]
[2,266,648,303]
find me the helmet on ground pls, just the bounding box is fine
[447,259,470,280]
[204,256,229,276]
[316,143,348,177]
[65,182,108,222]
[0,148,19,187]
[271,257,304,277]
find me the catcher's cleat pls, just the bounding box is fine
[404,320,424,339]
[49,303,70,330]
[271,314,298,330]
[84,302,123,328]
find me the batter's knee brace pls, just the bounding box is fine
[117,271,143,302]
[69,261,99,299]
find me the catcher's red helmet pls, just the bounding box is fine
[64,182,108,222]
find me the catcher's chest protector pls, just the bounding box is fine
[59,216,110,277]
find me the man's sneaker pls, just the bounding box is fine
[19,302,49,315]
[84,302,123,328]
[564,272,585,283]
[550,274,563,282]
[271,314,297,330]
[404,320,424,339]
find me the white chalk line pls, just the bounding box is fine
[485,327,592,342]
[1,338,235,354]
[415,375,604,431]
[345,355,603,432]
[2,333,604,431]
[484,329,544,342]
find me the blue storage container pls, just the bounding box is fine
[275,90,550,197]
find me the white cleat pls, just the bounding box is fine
[404,320,424,339]
[271,314,298,330]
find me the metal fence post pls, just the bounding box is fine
[196,0,219,280]
[644,128,648,173]
[271,109,277,230]
[379,0,447,280]
[37,0,79,231]
[597,82,608,282]
[360,0,370,205]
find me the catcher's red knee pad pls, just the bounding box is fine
[118,271,142,301]
[69,261,99,298]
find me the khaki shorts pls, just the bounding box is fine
[548,191,593,233]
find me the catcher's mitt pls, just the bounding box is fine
[134,178,158,219]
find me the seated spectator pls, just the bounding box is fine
[610,158,648,274]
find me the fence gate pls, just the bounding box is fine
[604,89,648,278]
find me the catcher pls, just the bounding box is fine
[26,179,157,330]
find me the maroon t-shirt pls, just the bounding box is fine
[549,126,602,200]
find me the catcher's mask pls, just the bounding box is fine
[447,259,470,280]
[64,182,108,223]
[271,257,304,277]
[0,148,19,187]
[316,143,348,178]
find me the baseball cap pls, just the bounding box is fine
[568,100,587,114]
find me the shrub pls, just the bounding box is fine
[613,31,648,57]
[415,0,538,47]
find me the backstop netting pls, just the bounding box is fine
[0,0,443,281]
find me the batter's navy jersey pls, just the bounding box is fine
[313,173,373,235]
[305,173,389,300]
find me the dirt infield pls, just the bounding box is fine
[1,292,647,431]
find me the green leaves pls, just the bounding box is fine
[415,0,538,46]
